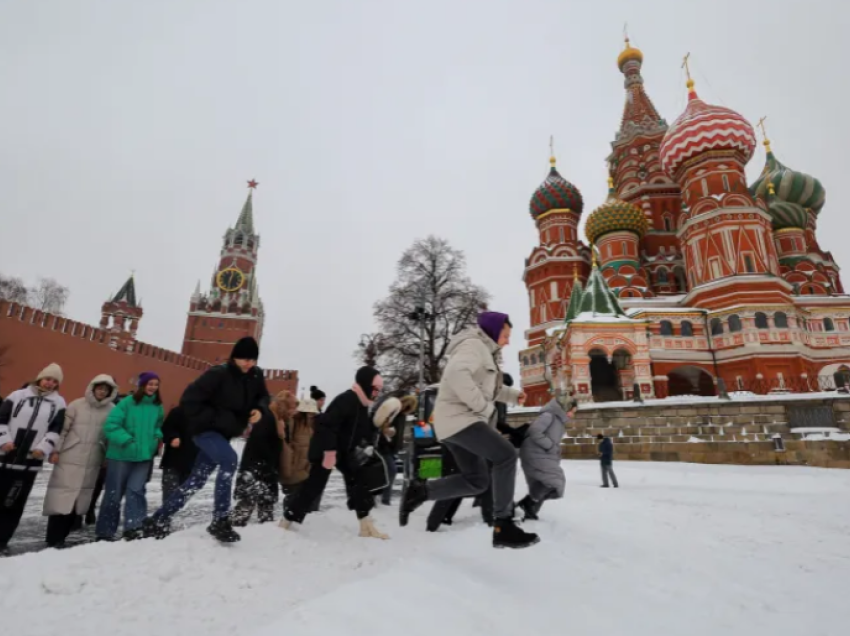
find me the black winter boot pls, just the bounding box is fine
[492,518,540,550]
[399,479,428,527]
[85,510,97,526]
[207,517,241,543]
[517,495,540,521]
[142,517,172,540]
[122,528,143,541]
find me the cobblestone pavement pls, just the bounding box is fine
[7,464,401,557]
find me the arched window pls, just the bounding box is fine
[755,312,769,329]
[621,241,627,256]
[530,354,537,365]
[825,317,835,332]
[657,269,669,284]
[681,320,694,337]
[660,320,674,336]
[722,174,730,192]
[523,356,529,367]
[663,216,673,231]
[710,318,723,336]
[774,312,788,328]
[728,315,743,332]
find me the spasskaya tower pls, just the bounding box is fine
[181,181,265,364]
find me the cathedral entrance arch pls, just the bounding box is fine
[667,366,716,397]
[589,348,621,402]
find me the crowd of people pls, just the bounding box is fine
[0,311,620,555]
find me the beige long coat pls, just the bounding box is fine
[42,375,118,516]
[432,326,521,441]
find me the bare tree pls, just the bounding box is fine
[355,333,389,368]
[28,277,69,315]
[0,274,28,304]
[361,236,490,391]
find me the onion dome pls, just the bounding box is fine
[659,78,757,178]
[765,181,808,230]
[584,179,649,243]
[529,156,584,219]
[750,140,825,215]
[617,38,644,71]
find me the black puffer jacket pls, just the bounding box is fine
[240,410,282,471]
[309,390,374,465]
[181,363,271,440]
[159,405,200,477]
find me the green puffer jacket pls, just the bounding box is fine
[103,395,164,462]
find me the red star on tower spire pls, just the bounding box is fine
[247,179,259,189]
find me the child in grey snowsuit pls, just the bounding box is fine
[516,398,575,520]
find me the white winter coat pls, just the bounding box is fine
[432,326,521,441]
[0,385,66,472]
[42,375,118,515]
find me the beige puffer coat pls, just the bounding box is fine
[42,375,118,516]
[432,326,521,441]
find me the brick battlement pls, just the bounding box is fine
[0,299,298,405]
[1,300,211,372]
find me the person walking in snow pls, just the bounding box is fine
[374,393,416,506]
[281,392,321,514]
[159,404,199,503]
[96,372,164,541]
[310,385,327,413]
[143,337,270,543]
[400,312,540,550]
[597,433,619,488]
[0,363,67,553]
[516,398,575,521]
[280,367,391,540]
[232,390,298,526]
[43,374,118,547]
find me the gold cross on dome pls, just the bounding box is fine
[681,52,692,80]
[757,116,769,140]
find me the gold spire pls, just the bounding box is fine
[573,262,578,281]
[617,28,643,69]
[549,135,556,167]
[682,52,696,96]
[757,116,772,153]
[607,176,616,198]
[767,180,776,196]
[591,244,598,268]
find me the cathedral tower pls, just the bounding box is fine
[101,275,142,352]
[181,181,266,363]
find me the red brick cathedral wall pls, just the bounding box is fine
[0,301,298,409]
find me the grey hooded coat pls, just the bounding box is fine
[519,399,569,500]
[42,375,118,516]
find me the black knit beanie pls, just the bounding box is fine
[310,385,326,401]
[231,337,259,360]
[502,372,514,387]
[355,366,380,396]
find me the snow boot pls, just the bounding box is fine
[517,495,540,521]
[492,518,540,550]
[399,479,428,527]
[85,510,97,526]
[123,528,143,542]
[207,517,241,543]
[142,517,171,540]
[71,515,83,532]
[359,516,389,540]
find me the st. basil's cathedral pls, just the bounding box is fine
[519,41,850,406]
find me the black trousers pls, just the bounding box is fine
[232,464,280,525]
[45,513,78,546]
[285,460,374,524]
[0,468,37,548]
[87,466,106,520]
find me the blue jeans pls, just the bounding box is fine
[96,460,151,538]
[151,432,237,523]
[380,452,398,505]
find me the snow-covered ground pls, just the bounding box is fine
[2,461,850,636]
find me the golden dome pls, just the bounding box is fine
[618,38,643,70]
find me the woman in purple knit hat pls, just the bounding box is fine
[400,311,541,549]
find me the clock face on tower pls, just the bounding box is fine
[217,267,245,292]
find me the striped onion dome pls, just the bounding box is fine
[750,147,825,215]
[585,183,649,243]
[529,158,584,219]
[659,81,757,178]
[767,199,808,230]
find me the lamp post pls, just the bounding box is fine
[407,287,431,425]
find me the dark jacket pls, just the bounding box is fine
[309,390,374,464]
[159,405,200,477]
[240,410,283,472]
[598,437,614,463]
[495,401,527,449]
[181,363,271,440]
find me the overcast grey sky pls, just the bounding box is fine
[2,0,848,398]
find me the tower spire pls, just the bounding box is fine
[235,180,258,233]
[549,135,556,167]
[682,52,697,99]
[756,116,772,153]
